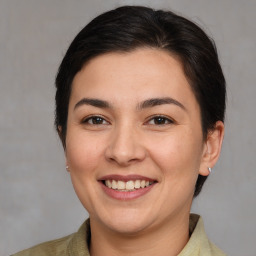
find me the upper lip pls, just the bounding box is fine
[98,174,157,182]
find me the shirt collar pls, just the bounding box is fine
[67,214,222,256]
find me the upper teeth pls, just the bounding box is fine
[105,180,152,191]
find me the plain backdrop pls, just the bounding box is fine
[0,0,255,255]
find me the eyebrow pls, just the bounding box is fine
[74,97,186,111]
[137,97,186,111]
[74,98,110,110]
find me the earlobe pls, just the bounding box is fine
[57,125,67,150]
[57,125,62,136]
[199,121,225,176]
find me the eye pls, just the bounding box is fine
[82,116,109,125]
[147,116,174,125]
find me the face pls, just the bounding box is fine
[65,48,208,234]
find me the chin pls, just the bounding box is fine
[107,218,153,235]
[93,207,157,235]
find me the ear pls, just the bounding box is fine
[57,125,66,150]
[57,125,62,137]
[58,126,69,168]
[199,121,225,176]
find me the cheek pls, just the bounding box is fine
[148,129,203,177]
[65,131,105,212]
[66,131,104,175]
[148,131,202,208]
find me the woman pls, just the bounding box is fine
[14,6,226,256]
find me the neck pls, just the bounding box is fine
[89,213,190,256]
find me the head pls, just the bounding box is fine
[55,6,226,198]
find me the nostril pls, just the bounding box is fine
[104,134,147,165]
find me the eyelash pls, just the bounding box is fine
[146,115,174,125]
[82,115,109,125]
[82,115,174,126]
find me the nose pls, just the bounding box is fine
[105,124,146,166]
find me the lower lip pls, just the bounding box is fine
[100,182,156,200]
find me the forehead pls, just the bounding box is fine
[70,48,196,108]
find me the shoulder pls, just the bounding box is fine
[11,233,74,256]
[207,241,227,256]
[179,214,227,256]
[12,219,90,256]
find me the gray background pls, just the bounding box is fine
[0,0,255,255]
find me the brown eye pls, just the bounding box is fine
[148,116,173,125]
[83,116,108,125]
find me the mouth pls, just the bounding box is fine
[98,175,157,200]
[103,179,155,192]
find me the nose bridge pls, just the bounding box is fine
[105,120,145,165]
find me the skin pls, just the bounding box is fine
[63,48,224,256]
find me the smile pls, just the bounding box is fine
[104,180,154,191]
[99,175,157,200]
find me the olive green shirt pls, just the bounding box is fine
[12,214,226,256]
